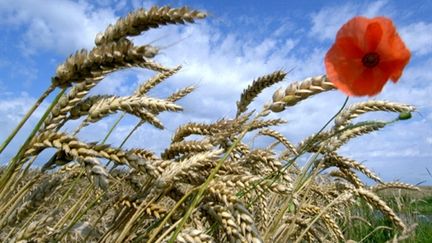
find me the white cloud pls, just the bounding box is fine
[0,92,48,162]
[380,58,432,110]
[400,22,432,56]
[0,0,117,55]
[309,0,391,42]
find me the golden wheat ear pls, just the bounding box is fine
[236,70,287,117]
[95,6,207,46]
[333,100,415,130]
[270,75,335,112]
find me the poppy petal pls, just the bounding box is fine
[350,68,388,96]
[325,44,365,96]
[336,16,370,52]
[335,37,364,59]
[365,22,383,51]
[379,59,410,82]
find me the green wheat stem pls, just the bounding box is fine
[0,87,67,195]
[149,187,198,242]
[294,192,352,243]
[0,84,57,154]
[107,119,142,169]
[263,96,349,241]
[168,110,265,242]
[101,112,126,145]
[57,187,103,241]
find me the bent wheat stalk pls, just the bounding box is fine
[0,84,57,154]
[0,87,67,195]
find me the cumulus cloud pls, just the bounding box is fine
[0,92,48,162]
[400,22,432,56]
[309,0,391,42]
[0,0,117,55]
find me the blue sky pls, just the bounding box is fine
[0,0,431,184]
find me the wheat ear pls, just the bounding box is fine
[355,187,407,231]
[258,128,298,156]
[270,75,335,112]
[236,70,287,116]
[135,66,182,96]
[53,39,162,88]
[95,6,207,46]
[334,100,415,130]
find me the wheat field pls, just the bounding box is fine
[0,6,424,243]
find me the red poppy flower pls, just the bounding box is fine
[325,16,411,96]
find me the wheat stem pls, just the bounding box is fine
[149,187,198,242]
[0,87,67,195]
[263,96,349,241]
[0,84,56,154]
[295,192,352,243]
[168,110,266,242]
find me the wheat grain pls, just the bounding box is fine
[85,96,182,124]
[370,182,420,192]
[172,122,221,143]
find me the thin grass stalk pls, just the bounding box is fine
[0,87,67,194]
[283,158,326,239]
[294,192,352,243]
[243,101,350,204]
[0,84,56,154]
[281,96,350,174]
[83,200,112,242]
[361,226,394,242]
[281,189,314,241]
[106,114,140,169]
[277,147,328,240]
[154,219,183,243]
[7,209,38,240]
[294,147,324,191]
[48,111,128,239]
[56,172,84,207]
[265,155,322,239]
[85,171,139,242]
[0,174,39,213]
[119,121,141,148]
[0,155,39,205]
[0,170,18,204]
[244,97,351,203]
